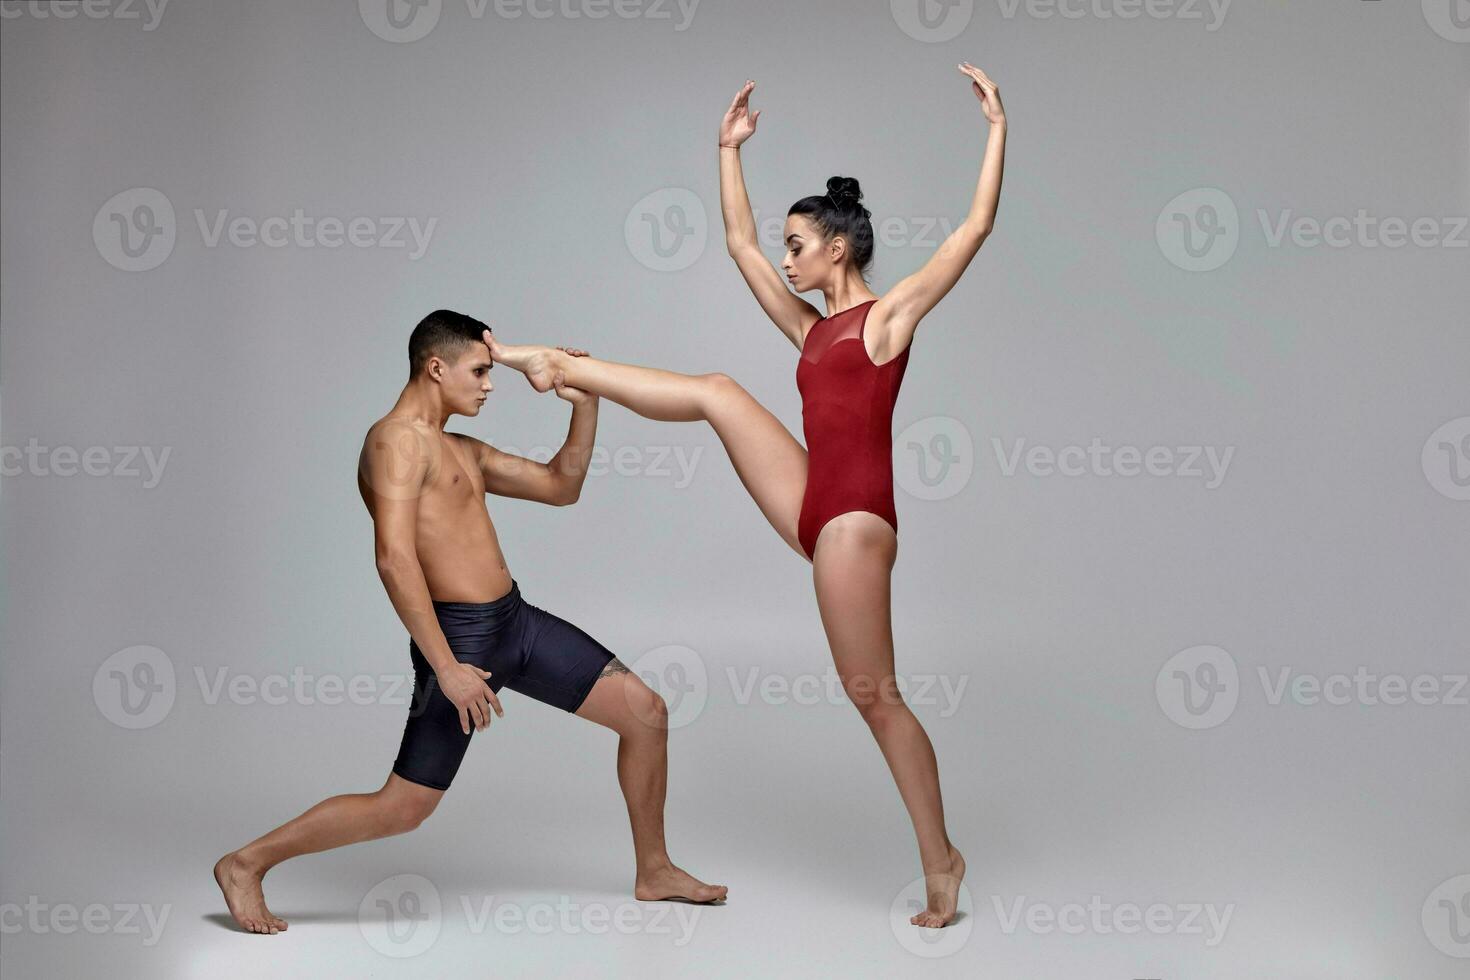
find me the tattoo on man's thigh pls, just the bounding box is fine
[600,658,631,678]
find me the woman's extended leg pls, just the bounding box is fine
[810,512,966,928]
[489,336,809,558]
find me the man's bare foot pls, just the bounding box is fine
[634,863,728,904]
[214,851,287,935]
[482,331,566,394]
[911,845,965,928]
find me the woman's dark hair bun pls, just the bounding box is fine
[788,174,876,280]
[826,176,864,211]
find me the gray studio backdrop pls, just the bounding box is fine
[2,1,1467,977]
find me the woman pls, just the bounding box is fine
[488,62,1005,927]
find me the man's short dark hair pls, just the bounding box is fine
[408,309,491,377]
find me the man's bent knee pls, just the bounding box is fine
[380,778,443,831]
[623,679,670,734]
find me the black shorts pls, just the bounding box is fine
[391,579,615,791]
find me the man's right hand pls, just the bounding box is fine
[436,661,502,733]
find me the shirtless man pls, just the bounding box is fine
[213,309,726,934]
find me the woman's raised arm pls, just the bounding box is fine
[871,63,1006,360]
[718,80,821,349]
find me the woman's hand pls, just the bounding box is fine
[958,62,1004,127]
[718,79,761,148]
[554,345,590,357]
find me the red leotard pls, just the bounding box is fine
[795,299,910,559]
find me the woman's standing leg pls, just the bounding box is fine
[810,512,966,928]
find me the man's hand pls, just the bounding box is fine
[552,371,595,406]
[436,661,503,733]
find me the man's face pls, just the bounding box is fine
[436,342,493,416]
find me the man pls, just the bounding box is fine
[213,310,726,934]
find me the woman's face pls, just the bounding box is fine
[781,213,843,293]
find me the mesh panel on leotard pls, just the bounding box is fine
[800,301,875,366]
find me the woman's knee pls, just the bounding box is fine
[696,372,746,413]
[846,677,908,730]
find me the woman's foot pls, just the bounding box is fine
[910,845,965,928]
[634,862,728,903]
[213,851,287,934]
[483,330,566,393]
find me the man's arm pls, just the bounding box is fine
[360,420,462,674]
[473,376,599,505]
